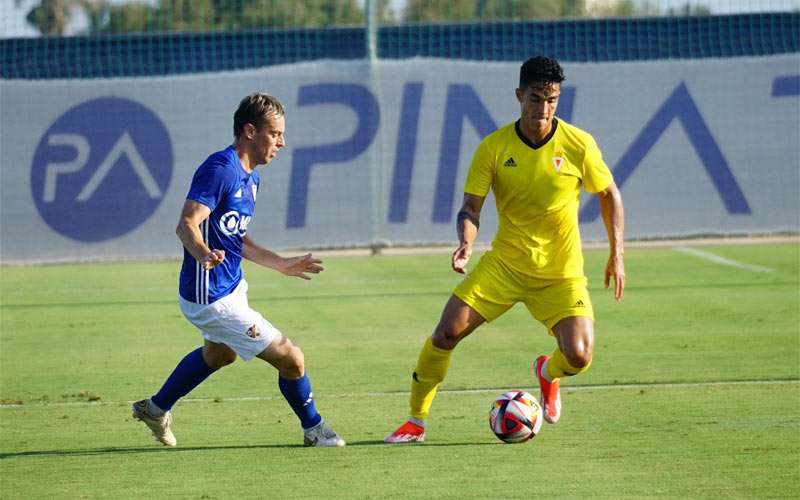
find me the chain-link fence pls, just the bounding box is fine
[1,0,798,262]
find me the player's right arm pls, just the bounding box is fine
[175,200,225,270]
[452,193,485,274]
[455,132,494,274]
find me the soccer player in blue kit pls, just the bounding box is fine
[132,93,345,447]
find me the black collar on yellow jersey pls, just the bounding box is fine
[515,118,558,150]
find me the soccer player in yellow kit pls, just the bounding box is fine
[386,56,625,443]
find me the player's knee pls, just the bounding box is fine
[281,345,305,379]
[569,350,592,370]
[432,321,463,349]
[565,344,593,370]
[207,353,236,370]
[203,346,237,369]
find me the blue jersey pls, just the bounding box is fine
[179,146,260,304]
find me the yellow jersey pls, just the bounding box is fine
[464,119,613,279]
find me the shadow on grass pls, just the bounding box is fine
[1,440,497,459]
[0,444,298,459]
[319,439,497,448]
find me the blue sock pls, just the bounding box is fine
[151,347,217,411]
[278,372,322,430]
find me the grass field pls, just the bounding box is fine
[1,242,798,499]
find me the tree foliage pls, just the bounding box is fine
[405,0,588,22]
[25,0,385,35]
[23,0,714,36]
[25,0,72,35]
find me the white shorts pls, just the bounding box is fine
[179,279,280,361]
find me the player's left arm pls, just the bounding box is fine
[241,235,324,280]
[596,181,625,300]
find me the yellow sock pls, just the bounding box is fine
[545,348,592,380]
[409,337,453,421]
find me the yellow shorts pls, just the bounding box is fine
[453,251,594,334]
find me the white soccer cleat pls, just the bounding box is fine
[303,421,346,447]
[132,399,177,446]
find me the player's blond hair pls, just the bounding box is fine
[233,93,285,138]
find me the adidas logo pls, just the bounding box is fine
[234,188,243,198]
[503,157,517,167]
[574,300,585,308]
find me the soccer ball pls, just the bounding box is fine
[488,390,543,443]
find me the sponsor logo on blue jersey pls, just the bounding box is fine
[219,210,252,237]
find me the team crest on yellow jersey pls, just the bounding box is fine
[552,156,565,172]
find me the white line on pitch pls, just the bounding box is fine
[2,379,797,409]
[674,246,776,273]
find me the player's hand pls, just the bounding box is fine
[201,249,226,270]
[279,253,324,280]
[604,253,625,301]
[452,242,473,274]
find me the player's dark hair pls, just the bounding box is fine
[233,93,285,138]
[519,56,565,89]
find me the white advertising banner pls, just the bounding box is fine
[1,55,798,263]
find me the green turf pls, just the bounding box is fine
[1,243,798,499]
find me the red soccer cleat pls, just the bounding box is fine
[384,420,426,443]
[534,355,561,424]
